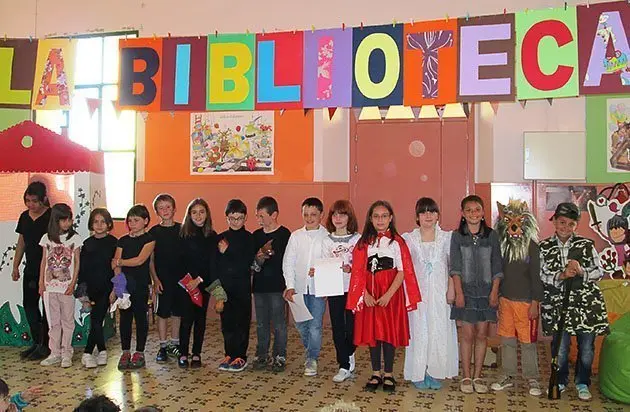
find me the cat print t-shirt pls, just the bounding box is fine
[39,233,83,293]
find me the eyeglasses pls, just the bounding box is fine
[228,216,245,222]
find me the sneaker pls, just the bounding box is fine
[129,352,146,369]
[167,343,180,358]
[228,358,248,372]
[576,384,592,401]
[332,368,353,383]
[40,355,61,366]
[178,356,189,368]
[118,352,131,370]
[271,356,286,373]
[252,356,269,371]
[349,353,356,373]
[218,356,232,371]
[96,351,108,366]
[82,354,97,369]
[528,379,542,397]
[156,347,168,363]
[304,359,318,377]
[491,375,514,391]
[61,357,72,368]
[425,374,442,390]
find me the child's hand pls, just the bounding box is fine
[376,292,392,307]
[109,291,116,304]
[11,267,20,281]
[283,288,296,302]
[528,302,539,320]
[341,264,352,273]
[308,268,315,277]
[567,259,583,275]
[64,283,75,296]
[364,291,376,307]
[489,290,499,308]
[154,278,163,294]
[455,293,465,308]
[38,282,45,296]
[218,239,229,254]
[21,386,43,402]
[186,278,201,291]
[215,300,224,313]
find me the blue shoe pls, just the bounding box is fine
[413,380,429,390]
[425,374,442,390]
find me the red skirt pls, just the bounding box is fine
[353,268,411,348]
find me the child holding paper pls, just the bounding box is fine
[282,197,329,377]
[322,200,361,383]
[177,198,226,369]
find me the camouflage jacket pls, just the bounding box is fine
[539,234,609,336]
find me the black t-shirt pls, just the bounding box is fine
[149,223,182,282]
[180,226,218,290]
[78,234,117,298]
[217,227,256,290]
[15,208,52,277]
[252,226,291,293]
[118,232,155,292]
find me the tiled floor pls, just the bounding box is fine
[1,316,628,411]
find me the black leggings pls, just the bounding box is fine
[85,293,109,353]
[23,274,49,346]
[370,341,395,373]
[119,291,149,352]
[179,292,210,357]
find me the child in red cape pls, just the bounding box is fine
[346,200,421,393]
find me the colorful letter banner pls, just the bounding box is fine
[119,38,163,112]
[0,39,38,109]
[161,36,207,112]
[256,31,303,110]
[403,19,458,106]
[516,7,579,100]
[578,3,630,95]
[31,39,76,110]
[352,24,404,107]
[303,28,353,108]
[458,14,516,102]
[208,33,255,111]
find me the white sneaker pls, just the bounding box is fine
[61,357,72,368]
[332,368,353,383]
[40,355,61,366]
[82,354,97,369]
[491,375,514,391]
[528,379,542,397]
[576,384,592,401]
[96,351,108,366]
[349,353,356,373]
[304,359,318,377]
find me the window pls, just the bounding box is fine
[36,31,138,219]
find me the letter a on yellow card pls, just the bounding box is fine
[32,39,76,110]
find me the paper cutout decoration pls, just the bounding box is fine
[256,31,303,110]
[178,274,203,307]
[403,20,457,106]
[0,39,38,109]
[31,39,76,110]
[118,38,163,111]
[85,98,101,117]
[516,7,579,100]
[578,3,630,95]
[161,36,207,112]
[208,34,255,111]
[352,24,404,107]
[303,28,353,108]
[458,14,516,102]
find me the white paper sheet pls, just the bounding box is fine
[313,257,345,297]
[288,293,313,323]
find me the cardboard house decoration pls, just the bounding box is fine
[0,120,107,346]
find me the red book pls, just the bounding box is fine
[178,273,203,307]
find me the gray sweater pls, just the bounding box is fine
[499,241,544,302]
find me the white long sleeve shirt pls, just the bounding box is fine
[282,225,329,295]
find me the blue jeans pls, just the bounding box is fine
[551,331,595,387]
[295,294,326,361]
[254,292,287,358]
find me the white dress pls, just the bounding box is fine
[403,227,459,381]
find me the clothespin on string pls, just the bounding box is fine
[262,28,265,36]
[311,25,315,33]
[466,12,469,21]
[410,19,414,26]
[360,22,363,30]
[29,35,33,43]
[167,32,171,38]
[564,1,567,10]
[392,19,397,27]
[152,33,157,39]
[342,23,345,31]
[503,8,506,15]
[445,14,449,22]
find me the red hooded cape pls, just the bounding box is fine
[346,233,421,347]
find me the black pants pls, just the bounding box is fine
[370,341,395,373]
[328,293,355,370]
[220,287,251,361]
[119,290,149,352]
[23,274,49,346]
[179,292,210,357]
[85,293,109,353]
